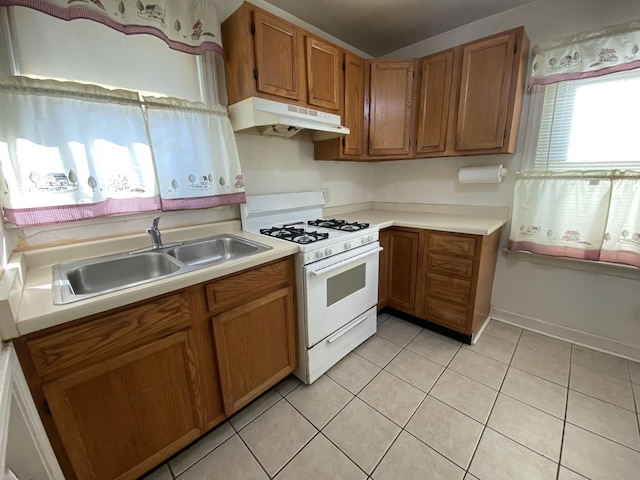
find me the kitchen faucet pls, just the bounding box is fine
[146,216,163,249]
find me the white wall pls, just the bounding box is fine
[378,0,640,354]
[237,131,372,206]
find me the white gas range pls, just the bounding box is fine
[241,191,380,384]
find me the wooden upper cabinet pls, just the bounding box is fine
[306,37,341,110]
[368,60,416,157]
[415,49,455,156]
[343,52,365,156]
[454,27,528,153]
[252,9,301,100]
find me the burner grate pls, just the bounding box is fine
[308,219,370,231]
[260,227,329,244]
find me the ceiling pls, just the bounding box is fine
[263,0,534,56]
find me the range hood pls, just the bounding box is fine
[228,97,350,140]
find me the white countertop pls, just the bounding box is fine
[325,202,509,236]
[0,221,298,338]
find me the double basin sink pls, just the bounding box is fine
[52,234,272,305]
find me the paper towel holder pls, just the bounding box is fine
[458,165,509,184]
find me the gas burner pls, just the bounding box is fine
[308,219,370,232]
[260,227,329,244]
[260,227,305,238]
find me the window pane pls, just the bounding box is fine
[533,70,640,171]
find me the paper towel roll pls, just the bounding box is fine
[458,165,508,184]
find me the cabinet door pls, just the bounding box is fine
[415,49,455,155]
[306,37,340,110]
[43,331,204,480]
[455,32,516,151]
[378,230,390,308]
[343,52,366,156]
[213,287,297,414]
[253,10,301,100]
[388,230,419,313]
[368,60,415,156]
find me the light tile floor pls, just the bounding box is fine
[143,314,640,480]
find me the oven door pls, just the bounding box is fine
[303,242,381,347]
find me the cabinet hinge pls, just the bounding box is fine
[341,137,346,147]
[42,400,51,415]
[253,68,258,80]
[514,43,517,54]
[504,129,508,139]
[250,22,255,35]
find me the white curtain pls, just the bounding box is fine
[0,76,160,225]
[530,18,640,88]
[144,96,245,210]
[0,0,223,56]
[509,171,640,268]
[0,75,245,226]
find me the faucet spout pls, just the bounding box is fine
[146,216,163,249]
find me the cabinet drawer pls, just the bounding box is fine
[206,258,292,312]
[427,253,474,278]
[27,293,191,378]
[425,273,471,305]
[424,297,469,328]
[429,233,476,258]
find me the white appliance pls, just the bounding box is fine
[228,97,350,140]
[241,192,380,384]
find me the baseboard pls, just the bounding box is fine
[490,307,640,362]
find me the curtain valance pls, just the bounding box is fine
[529,18,640,88]
[0,0,223,56]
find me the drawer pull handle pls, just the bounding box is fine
[326,315,368,343]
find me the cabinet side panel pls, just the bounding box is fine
[472,229,501,337]
[221,4,256,105]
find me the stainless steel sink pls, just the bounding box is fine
[165,236,266,266]
[52,234,272,305]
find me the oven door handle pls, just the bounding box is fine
[326,314,369,343]
[309,247,383,277]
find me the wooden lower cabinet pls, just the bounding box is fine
[213,287,297,414]
[43,331,204,480]
[14,256,297,480]
[387,229,420,314]
[378,227,500,340]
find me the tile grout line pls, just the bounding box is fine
[366,338,463,477]
[555,343,574,480]
[464,327,523,478]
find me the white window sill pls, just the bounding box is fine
[504,248,640,281]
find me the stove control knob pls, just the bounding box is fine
[325,248,333,256]
[315,250,324,259]
[344,242,352,249]
[361,237,367,244]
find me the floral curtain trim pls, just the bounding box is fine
[508,170,640,268]
[0,76,245,226]
[529,18,640,88]
[143,95,246,211]
[0,0,223,56]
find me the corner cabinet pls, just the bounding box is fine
[368,60,417,157]
[14,256,297,480]
[378,228,501,341]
